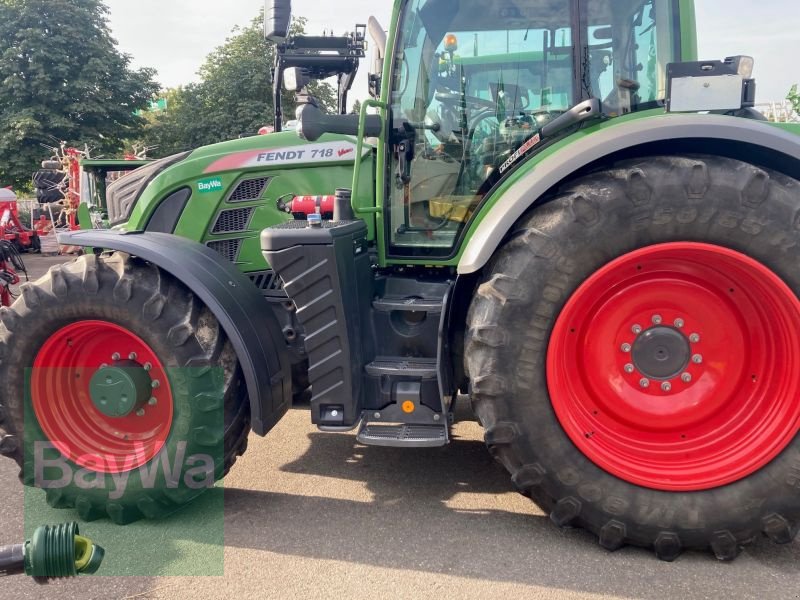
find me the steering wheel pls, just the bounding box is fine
[434,91,499,111]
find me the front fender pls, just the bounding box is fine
[458,114,800,275]
[58,230,292,436]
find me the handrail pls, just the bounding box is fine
[352,98,388,215]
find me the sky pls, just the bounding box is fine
[104,0,800,103]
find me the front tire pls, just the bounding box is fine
[466,155,800,560]
[0,253,250,524]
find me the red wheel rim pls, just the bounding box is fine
[32,321,174,474]
[547,242,800,491]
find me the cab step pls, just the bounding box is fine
[372,297,443,314]
[365,358,438,379]
[356,421,448,448]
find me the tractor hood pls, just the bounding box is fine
[187,131,368,173]
[191,133,366,174]
[115,130,375,273]
[117,130,372,233]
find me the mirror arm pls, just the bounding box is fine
[338,65,360,115]
[272,58,283,133]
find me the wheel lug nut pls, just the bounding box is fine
[148,397,158,406]
[631,324,642,335]
[652,315,662,325]
[111,353,121,361]
[674,318,684,329]
[136,408,146,417]
[661,382,672,392]
[144,362,152,372]
[681,372,692,383]
[151,380,160,389]
[621,343,632,353]
[692,354,703,364]
[690,333,701,343]
[129,352,138,361]
[624,364,635,374]
[639,378,650,388]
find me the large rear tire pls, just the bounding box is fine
[466,155,800,560]
[0,253,250,524]
[32,169,65,190]
[35,188,66,203]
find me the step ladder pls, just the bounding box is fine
[356,413,449,448]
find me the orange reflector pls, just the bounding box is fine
[402,401,416,414]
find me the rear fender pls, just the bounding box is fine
[458,114,800,275]
[58,230,292,436]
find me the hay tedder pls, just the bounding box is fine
[32,142,151,233]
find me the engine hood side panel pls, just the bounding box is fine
[122,132,375,273]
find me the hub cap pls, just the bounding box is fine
[631,326,691,380]
[32,321,173,473]
[89,361,153,418]
[547,243,800,491]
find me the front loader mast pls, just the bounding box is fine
[270,24,367,131]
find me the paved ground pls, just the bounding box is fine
[10,253,69,290]
[1,255,799,599]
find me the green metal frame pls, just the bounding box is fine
[373,1,404,266]
[678,0,698,61]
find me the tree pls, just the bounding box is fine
[140,15,337,156]
[788,85,800,118]
[0,0,159,188]
[351,99,362,115]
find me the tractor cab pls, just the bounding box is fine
[286,0,692,258]
[382,0,684,255]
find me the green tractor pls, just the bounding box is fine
[2,0,800,562]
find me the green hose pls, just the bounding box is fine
[0,522,104,579]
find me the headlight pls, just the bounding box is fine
[106,151,190,226]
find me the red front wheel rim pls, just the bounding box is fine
[32,321,174,474]
[547,242,800,491]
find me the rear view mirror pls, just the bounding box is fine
[367,17,386,98]
[283,67,310,92]
[265,0,292,43]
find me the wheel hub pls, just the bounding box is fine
[89,361,152,418]
[631,326,691,380]
[547,242,800,491]
[31,320,173,473]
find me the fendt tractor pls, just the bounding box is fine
[2,0,800,562]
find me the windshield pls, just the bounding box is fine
[386,0,679,258]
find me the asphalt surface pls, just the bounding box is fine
[1,254,799,600]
